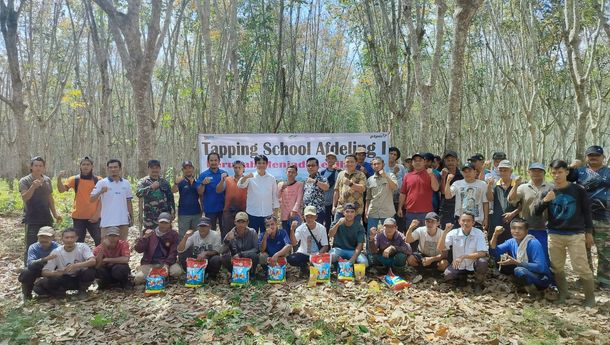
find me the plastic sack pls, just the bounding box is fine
[383,269,411,290]
[337,258,354,282]
[310,253,331,283]
[185,258,208,288]
[267,257,287,284]
[307,266,319,287]
[145,267,167,295]
[354,263,366,282]
[231,257,253,286]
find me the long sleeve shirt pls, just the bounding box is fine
[490,237,551,276]
[278,181,304,221]
[371,231,412,255]
[224,228,259,256]
[533,183,593,235]
[237,172,279,217]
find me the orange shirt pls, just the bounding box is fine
[224,176,247,212]
[65,176,102,219]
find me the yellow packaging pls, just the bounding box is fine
[354,263,366,282]
[307,266,319,287]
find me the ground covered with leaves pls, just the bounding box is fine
[0,215,609,345]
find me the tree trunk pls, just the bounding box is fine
[445,0,483,153]
[0,0,29,176]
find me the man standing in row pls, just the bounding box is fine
[136,159,175,230]
[222,160,247,239]
[91,159,133,240]
[20,156,62,263]
[238,155,279,234]
[172,160,201,239]
[333,154,366,223]
[321,152,341,229]
[365,157,397,236]
[302,157,329,225]
[398,153,438,226]
[57,156,102,245]
[197,153,227,231]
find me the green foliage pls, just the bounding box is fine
[89,313,112,329]
[0,309,44,344]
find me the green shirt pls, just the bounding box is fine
[333,222,365,250]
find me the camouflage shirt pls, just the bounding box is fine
[136,176,175,228]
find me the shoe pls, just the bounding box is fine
[524,285,543,300]
[21,286,32,301]
[74,290,89,300]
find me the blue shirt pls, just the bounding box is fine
[356,162,374,177]
[258,229,291,256]
[490,237,551,277]
[176,178,201,215]
[432,170,442,211]
[569,166,610,221]
[195,169,227,214]
[26,241,59,266]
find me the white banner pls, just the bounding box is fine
[198,133,390,180]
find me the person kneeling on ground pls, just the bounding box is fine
[34,228,96,299]
[490,219,552,298]
[259,216,292,278]
[328,203,369,267]
[19,226,59,300]
[177,217,223,279]
[287,206,330,277]
[438,212,489,293]
[94,226,132,290]
[134,212,183,284]
[368,218,411,274]
[406,213,449,273]
[221,212,260,275]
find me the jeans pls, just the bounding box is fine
[287,252,310,268]
[404,212,428,227]
[329,248,368,267]
[512,266,551,288]
[205,212,223,232]
[248,214,268,235]
[73,218,101,246]
[529,229,549,265]
[34,268,96,296]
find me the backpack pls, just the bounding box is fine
[74,175,99,194]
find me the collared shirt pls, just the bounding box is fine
[176,177,201,215]
[259,229,291,256]
[356,161,374,177]
[136,176,175,228]
[19,174,53,225]
[366,172,398,218]
[511,181,553,229]
[195,168,227,214]
[335,170,367,214]
[303,173,328,213]
[321,168,341,206]
[490,179,518,229]
[237,172,280,217]
[444,227,488,271]
[92,177,133,227]
[400,169,434,213]
[387,163,406,204]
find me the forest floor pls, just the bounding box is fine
[0,215,609,345]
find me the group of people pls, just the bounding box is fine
[17,145,609,308]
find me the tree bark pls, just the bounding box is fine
[445,0,483,153]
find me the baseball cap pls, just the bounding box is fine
[498,160,513,169]
[198,217,211,227]
[326,151,337,158]
[148,159,161,168]
[343,203,357,211]
[304,205,317,216]
[235,211,249,222]
[468,153,484,162]
[585,145,604,156]
[528,162,545,171]
[355,147,367,154]
[425,212,440,221]
[105,226,120,236]
[80,156,94,164]
[423,153,435,161]
[383,218,396,226]
[37,226,55,237]
[461,162,476,171]
[443,150,458,159]
[492,152,507,160]
[411,152,425,160]
[158,212,172,223]
[182,160,194,168]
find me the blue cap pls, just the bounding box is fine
[585,145,604,156]
[528,162,545,171]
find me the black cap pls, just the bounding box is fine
[80,156,94,164]
[443,150,458,159]
[585,145,604,156]
[468,153,484,162]
[461,162,476,171]
[492,152,507,160]
[411,152,425,160]
[423,153,435,161]
[182,160,194,168]
[343,203,357,211]
[148,159,161,168]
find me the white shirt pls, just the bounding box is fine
[43,243,94,276]
[411,226,442,257]
[444,227,488,271]
[179,230,223,255]
[237,171,280,217]
[449,179,489,223]
[91,177,133,227]
[294,222,329,255]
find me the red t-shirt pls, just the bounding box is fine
[93,240,130,258]
[400,170,433,213]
